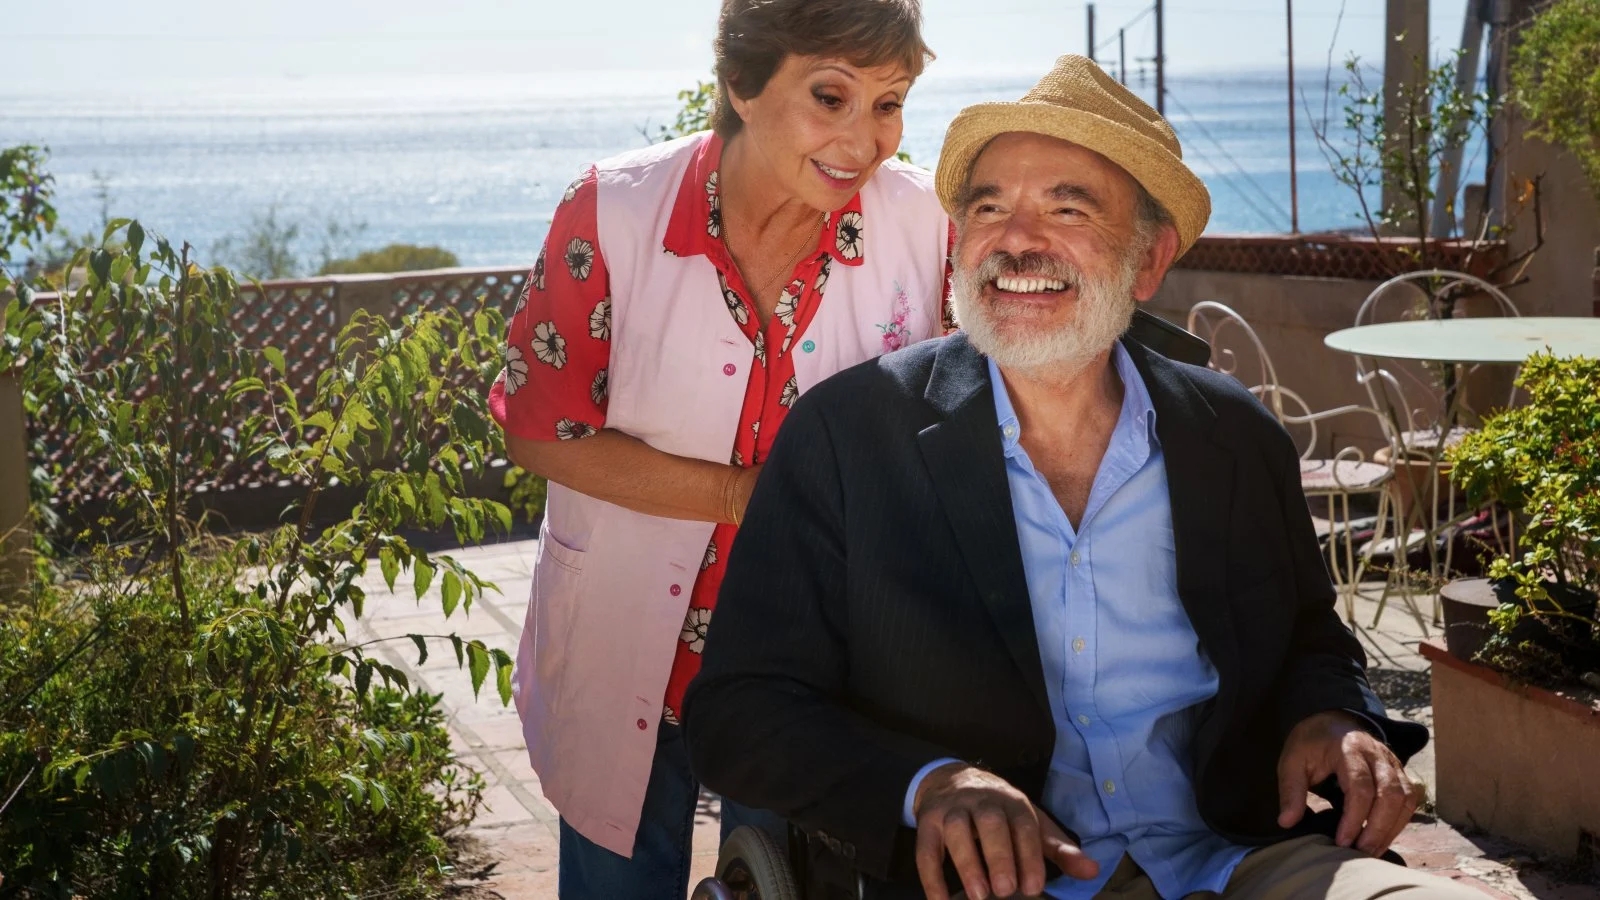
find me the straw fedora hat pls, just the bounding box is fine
[935,54,1211,254]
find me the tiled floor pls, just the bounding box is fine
[344,540,1598,899]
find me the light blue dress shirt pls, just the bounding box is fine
[904,346,1249,899]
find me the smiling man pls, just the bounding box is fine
[683,57,1480,900]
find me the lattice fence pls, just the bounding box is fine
[1176,234,1508,281]
[31,267,527,510]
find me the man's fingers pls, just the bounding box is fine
[1010,813,1047,897]
[915,818,952,900]
[1040,816,1100,880]
[1335,755,1377,848]
[942,811,992,900]
[973,807,1019,898]
[1276,755,1312,829]
[1356,761,1417,856]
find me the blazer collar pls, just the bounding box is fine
[917,332,1243,723]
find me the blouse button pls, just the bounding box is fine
[669,584,682,597]
[723,363,737,376]
[802,340,816,353]
[636,719,648,731]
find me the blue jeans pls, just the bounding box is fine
[558,720,788,900]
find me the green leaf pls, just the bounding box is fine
[441,570,461,617]
[340,772,367,803]
[495,651,514,706]
[450,634,465,668]
[262,346,287,375]
[379,547,399,592]
[414,557,435,598]
[127,220,145,256]
[409,633,429,666]
[467,642,489,699]
[355,660,373,698]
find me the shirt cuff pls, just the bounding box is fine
[903,757,963,828]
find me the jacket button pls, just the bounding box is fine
[723,363,737,376]
[670,584,682,597]
[636,719,647,730]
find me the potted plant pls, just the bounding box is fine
[1422,351,1600,862]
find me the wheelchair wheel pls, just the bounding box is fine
[714,824,800,900]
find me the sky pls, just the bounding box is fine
[3,0,1473,94]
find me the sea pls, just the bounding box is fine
[0,68,1434,271]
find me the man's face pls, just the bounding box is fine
[950,132,1173,375]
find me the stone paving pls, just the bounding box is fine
[345,538,1599,899]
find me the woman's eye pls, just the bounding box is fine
[878,101,904,113]
[813,90,845,109]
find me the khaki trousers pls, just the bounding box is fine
[956,836,1488,900]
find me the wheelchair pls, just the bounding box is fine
[690,823,870,900]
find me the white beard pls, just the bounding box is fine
[951,248,1141,381]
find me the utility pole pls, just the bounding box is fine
[1431,0,1489,238]
[1287,0,1299,233]
[1119,28,1127,85]
[1087,4,1097,63]
[1155,0,1166,114]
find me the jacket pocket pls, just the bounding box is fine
[526,521,587,713]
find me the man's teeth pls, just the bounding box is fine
[817,162,860,180]
[994,276,1068,294]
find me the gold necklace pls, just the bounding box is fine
[732,212,827,303]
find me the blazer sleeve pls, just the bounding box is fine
[1265,421,1429,763]
[681,392,956,880]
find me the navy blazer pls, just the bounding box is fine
[683,331,1427,891]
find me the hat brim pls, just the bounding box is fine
[935,101,1212,255]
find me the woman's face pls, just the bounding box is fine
[728,54,912,212]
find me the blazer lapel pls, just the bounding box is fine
[1124,341,1242,750]
[916,334,1050,715]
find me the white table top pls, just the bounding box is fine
[1323,317,1600,364]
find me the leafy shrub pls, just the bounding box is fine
[0,219,515,897]
[1449,352,1600,683]
[1512,0,1600,201]
[319,244,461,276]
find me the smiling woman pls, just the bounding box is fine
[484,1,954,897]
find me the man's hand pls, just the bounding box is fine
[1277,711,1422,857]
[913,763,1099,900]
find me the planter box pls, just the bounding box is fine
[1421,640,1600,863]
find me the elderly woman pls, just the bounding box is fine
[487,0,950,896]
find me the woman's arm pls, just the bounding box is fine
[490,167,758,524]
[508,431,759,524]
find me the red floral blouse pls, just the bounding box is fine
[489,134,953,724]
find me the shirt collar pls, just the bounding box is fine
[987,341,1160,459]
[661,132,868,267]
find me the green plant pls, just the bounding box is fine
[211,205,303,280]
[319,243,461,276]
[1449,352,1600,682]
[0,145,56,296]
[0,218,516,896]
[1512,0,1600,201]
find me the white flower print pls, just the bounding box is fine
[562,175,584,204]
[503,345,529,395]
[565,237,595,281]
[753,331,767,365]
[814,257,832,296]
[701,539,718,571]
[663,705,680,726]
[730,450,744,467]
[589,296,612,341]
[531,249,547,291]
[590,369,608,406]
[705,171,722,238]
[513,283,530,316]
[555,418,597,440]
[680,607,711,655]
[719,273,749,326]
[751,420,761,442]
[775,280,801,328]
[663,247,679,257]
[530,321,567,369]
[835,211,864,260]
[780,376,799,408]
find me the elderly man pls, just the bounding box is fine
[683,57,1474,900]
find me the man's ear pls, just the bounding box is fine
[1132,223,1181,303]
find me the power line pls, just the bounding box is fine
[1163,89,1294,230]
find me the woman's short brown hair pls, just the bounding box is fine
[711,0,934,138]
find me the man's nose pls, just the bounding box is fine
[993,210,1051,255]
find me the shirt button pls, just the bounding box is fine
[802,340,816,353]
[669,584,682,597]
[722,363,737,376]
[1072,638,1086,654]
[1103,780,1116,795]
[1003,425,1016,438]
[637,719,648,731]
[1077,714,1091,726]
[1070,552,1081,566]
